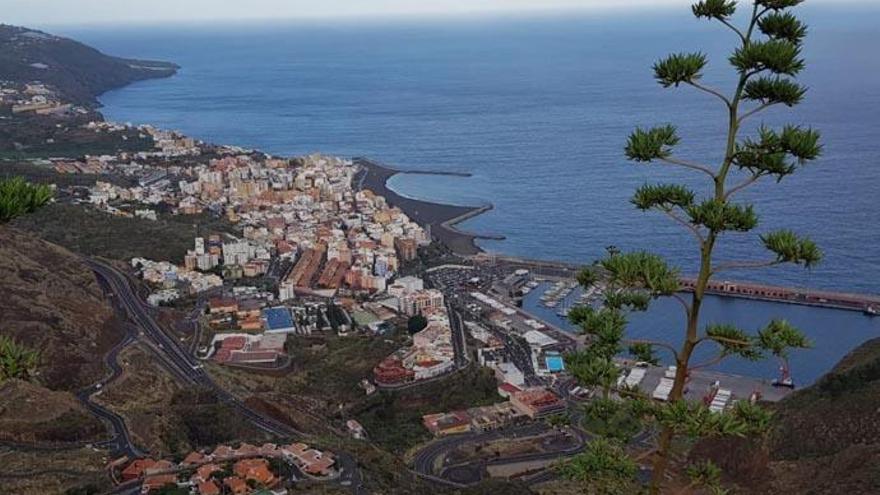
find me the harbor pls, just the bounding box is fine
[518,278,879,387]
[680,277,880,315]
[479,253,880,316]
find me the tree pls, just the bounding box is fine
[569,1,820,492]
[0,177,52,223]
[407,314,428,334]
[559,438,641,495]
[545,413,571,429]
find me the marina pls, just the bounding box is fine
[520,279,879,386]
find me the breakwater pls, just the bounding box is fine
[353,157,500,255]
[680,278,880,315]
[479,254,880,315]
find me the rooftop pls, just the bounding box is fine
[262,306,295,330]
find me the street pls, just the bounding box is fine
[87,259,366,493]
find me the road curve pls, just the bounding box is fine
[88,259,365,493]
[74,270,145,459]
[412,423,588,487]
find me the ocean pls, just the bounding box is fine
[62,5,880,383]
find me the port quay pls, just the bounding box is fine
[473,253,880,315]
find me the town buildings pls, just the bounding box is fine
[508,387,566,419]
[116,441,338,494]
[422,401,529,437]
[373,309,456,386]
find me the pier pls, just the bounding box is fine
[352,157,500,255]
[680,278,880,314]
[476,254,880,315]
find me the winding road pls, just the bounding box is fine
[87,259,366,493]
[74,328,143,459]
[412,423,589,487]
[73,270,145,459]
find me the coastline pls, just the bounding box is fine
[353,157,503,256]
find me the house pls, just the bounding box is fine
[211,445,236,460]
[346,419,366,439]
[121,459,157,481]
[192,463,222,483]
[181,451,209,467]
[239,315,264,332]
[234,458,276,486]
[208,297,239,314]
[497,382,522,398]
[237,299,264,320]
[197,480,221,495]
[510,387,565,419]
[422,411,472,436]
[121,458,172,481]
[233,442,261,457]
[281,443,336,477]
[145,459,175,474]
[224,476,249,495]
[259,443,280,456]
[141,473,177,493]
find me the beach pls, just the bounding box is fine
[353,158,501,256]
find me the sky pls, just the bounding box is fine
[4,0,870,26]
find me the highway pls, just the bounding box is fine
[446,300,470,368]
[89,259,301,438]
[87,259,366,493]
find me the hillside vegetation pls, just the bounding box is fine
[0,24,177,106]
[0,226,117,390]
[694,337,880,494]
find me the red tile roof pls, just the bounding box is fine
[120,458,157,481]
[181,451,208,466]
[198,480,220,495]
[498,382,521,394]
[223,476,249,495]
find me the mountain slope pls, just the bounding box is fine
[694,336,880,494]
[764,337,880,494]
[0,24,178,106]
[0,226,118,390]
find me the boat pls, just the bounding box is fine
[865,305,878,316]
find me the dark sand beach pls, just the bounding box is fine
[353,158,502,256]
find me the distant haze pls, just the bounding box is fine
[6,0,871,26]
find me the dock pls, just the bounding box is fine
[635,364,793,403]
[476,254,880,315]
[680,278,880,314]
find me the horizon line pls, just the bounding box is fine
[17,0,880,30]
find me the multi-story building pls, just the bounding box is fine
[509,387,566,419]
[399,289,445,316]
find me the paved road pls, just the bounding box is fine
[88,259,365,493]
[412,423,588,487]
[90,260,301,437]
[446,301,469,368]
[75,330,144,459]
[0,317,143,470]
[73,272,146,459]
